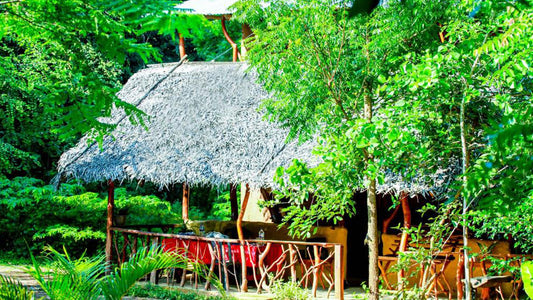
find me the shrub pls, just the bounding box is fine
[270,280,310,300]
[0,177,182,257]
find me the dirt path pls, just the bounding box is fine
[0,265,48,299]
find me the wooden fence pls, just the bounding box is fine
[110,225,345,299]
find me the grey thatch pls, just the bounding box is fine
[175,0,238,16]
[54,62,317,188]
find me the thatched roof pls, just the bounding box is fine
[175,0,238,16]
[54,62,317,188]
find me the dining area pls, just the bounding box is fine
[110,220,346,299]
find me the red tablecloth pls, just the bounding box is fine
[162,238,283,268]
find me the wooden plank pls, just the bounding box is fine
[335,244,344,300]
[105,180,115,275]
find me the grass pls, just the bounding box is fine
[127,284,232,300]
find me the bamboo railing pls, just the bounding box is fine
[110,225,344,299]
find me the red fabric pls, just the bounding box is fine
[162,238,212,265]
[162,238,285,268]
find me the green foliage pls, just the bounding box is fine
[0,274,36,300]
[0,177,181,257]
[127,284,230,300]
[236,0,456,237]
[27,245,214,300]
[0,0,213,178]
[522,261,533,299]
[270,280,310,300]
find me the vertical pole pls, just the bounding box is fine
[221,18,239,62]
[289,244,297,283]
[182,183,189,221]
[150,237,159,284]
[238,184,251,292]
[241,23,253,59]
[335,244,345,300]
[397,191,411,289]
[230,183,238,221]
[312,245,320,297]
[178,33,186,60]
[460,93,472,300]
[105,180,115,275]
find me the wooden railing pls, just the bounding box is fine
[110,226,344,299]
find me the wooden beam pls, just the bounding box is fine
[237,184,250,292]
[382,202,401,234]
[182,183,190,221]
[105,180,115,275]
[230,184,238,221]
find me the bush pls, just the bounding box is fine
[127,284,229,299]
[0,177,182,258]
[270,280,310,300]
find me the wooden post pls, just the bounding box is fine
[105,180,115,275]
[182,183,189,221]
[312,245,320,297]
[221,17,239,62]
[150,237,159,284]
[335,244,345,300]
[238,184,251,292]
[457,253,465,300]
[289,244,297,283]
[178,33,186,60]
[230,183,238,221]
[241,23,253,59]
[397,192,411,289]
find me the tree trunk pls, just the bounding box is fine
[460,94,472,300]
[367,179,379,300]
[364,88,379,300]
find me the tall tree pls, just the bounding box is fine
[0,0,207,177]
[235,0,458,297]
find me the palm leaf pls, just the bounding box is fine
[100,245,203,300]
[0,274,35,300]
[28,246,104,300]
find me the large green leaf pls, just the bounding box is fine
[522,261,533,299]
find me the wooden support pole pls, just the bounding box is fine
[241,23,253,58]
[178,33,186,60]
[221,17,239,62]
[397,191,411,290]
[312,245,320,297]
[289,244,297,283]
[382,203,401,234]
[457,253,465,300]
[105,180,115,275]
[238,184,250,292]
[335,244,345,300]
[182,183,190,221]
[230,184,238,221]
[150,237,159,284]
